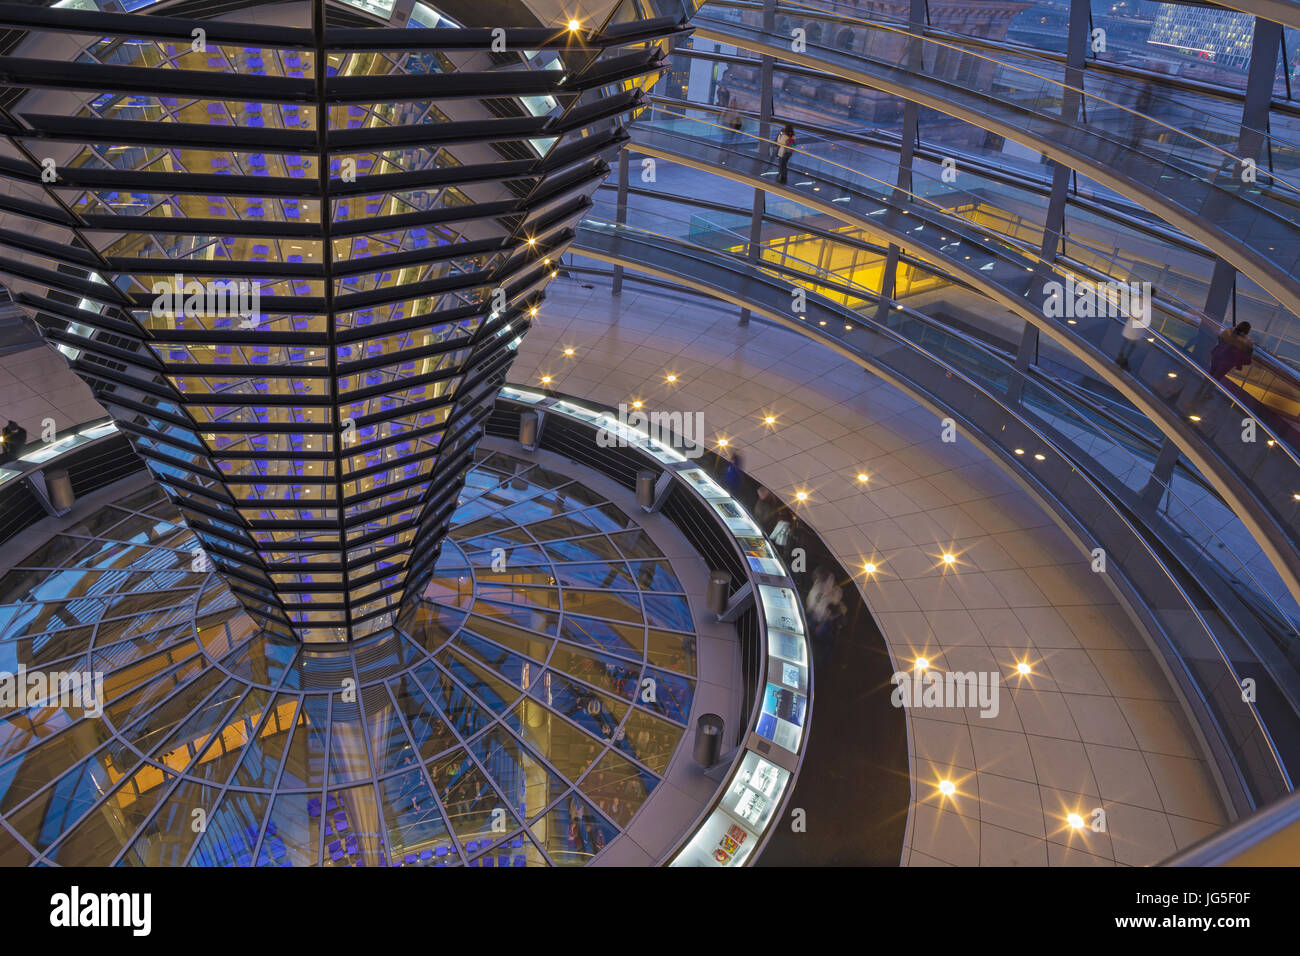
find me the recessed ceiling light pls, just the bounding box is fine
[863,562,876,574]
[942,553,956,564]
[763,415,775,425]
[666,373,677,382]
[1067,813,1085,829]
[856,473,868,483]
[563,347,574,356]
[938,780,955,796]
[568,18,581,30]
[632,400,643,409]
[541,375,551,384]
[916,656,929,670]
[1016,662,1031,675]
[795,491,808,501]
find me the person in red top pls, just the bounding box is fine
[1196,321,1253,398]
[775,124,795,184]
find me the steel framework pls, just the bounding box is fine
[0,0,688,641]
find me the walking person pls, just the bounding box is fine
[774,123,795,184]
[766,494,795,562]
[726,100,744,149]
[786,513,811,587]
[1115,315,1146,369]
[721,445,745,494]
[805,566,846,645]
[753,485,777,533]
[769,507,806,583]
[1197,321,1253,398]
[717,93,743,164]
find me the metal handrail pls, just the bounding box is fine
[700,0,1300,197]
[589,195,1300,641]
[576,217,1292,807]
[647,94,1300,373]
[1164,789,1300,865]
[633,108,1300,475]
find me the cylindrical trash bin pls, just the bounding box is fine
[706,571,730,616]
[693,713,724,767]
[518,411,538,449]
[636,469,657,509]
[45,467,74,512]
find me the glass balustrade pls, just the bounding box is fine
[626,112,1300,573]
[575,213,1297,802]
[693,1,1300,303]
[581,204,1300,644]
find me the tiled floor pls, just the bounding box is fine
[0,343,103,441]
[516,273,1229,865]
[5,275,1231,865]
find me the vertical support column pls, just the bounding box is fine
[1037,155,1073,264]
[873,245,901,326]
[739,190,764,327]
[739,0,777,326]
[1140,436,1181,506]
[1059,0,1087,125]
[757,0,776,146]
[1203,18,1282,323]
[877,0,924,325]
[612,148,629,296]
[1008,0,1088,403]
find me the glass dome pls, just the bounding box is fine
[0,448,700,866]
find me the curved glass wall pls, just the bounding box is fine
[569,206,1300,803]
[580,194,1300,639]
[673,0,1300,348]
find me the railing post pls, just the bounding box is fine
[1203,18,1281,323]
[875,0,925,328]
[1008,0,1088,405]
[739,0,778,327]
[612,148,629,296]
[1140,435,1181,506]
[758,0,776,145]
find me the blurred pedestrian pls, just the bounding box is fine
[806,566,846,643]
[775,123,795,184]
[1197,321,1253,398]
[1115,316,1146,369]
[753,485,777,532]
[722,446,744,493]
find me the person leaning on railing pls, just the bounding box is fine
[1196,322,1254,400]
